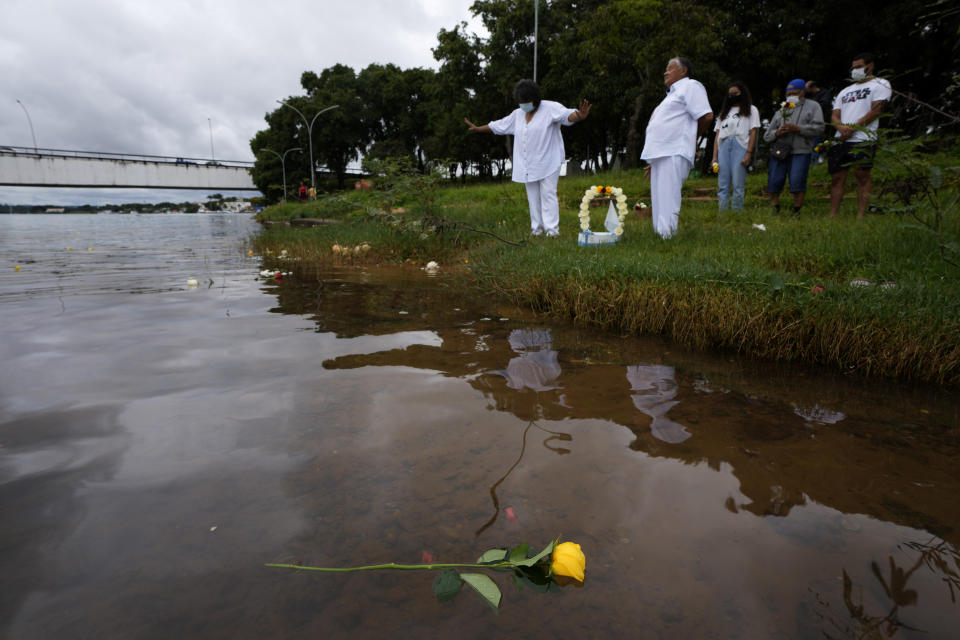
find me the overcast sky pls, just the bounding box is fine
[0,0,485,206]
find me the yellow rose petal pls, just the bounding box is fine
[551,541,586,581]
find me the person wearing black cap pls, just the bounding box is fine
[763,78,824,215]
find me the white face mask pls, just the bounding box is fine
[785,94,800,105]
[518,102,535,113]
[851,67,867,81]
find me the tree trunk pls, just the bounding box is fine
[625,89,647,169]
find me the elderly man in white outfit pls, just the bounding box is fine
[466,79,591,236]
[641,58,713,239]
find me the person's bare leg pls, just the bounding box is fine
[829,169,848,217]
[855,168,872,219]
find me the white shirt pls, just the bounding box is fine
[714,104,760,149]
[832,77,892,143]
[488,100,576,183]
[641,77,713,164]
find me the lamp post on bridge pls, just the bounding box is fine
[208,118,215,162]
[15,99,38,153]
[276,101,339,194]
[260,147,301,202]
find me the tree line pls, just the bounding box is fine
[249,0,959,201]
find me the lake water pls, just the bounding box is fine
[1,213,958,639]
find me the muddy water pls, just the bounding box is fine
[1,214,958,639]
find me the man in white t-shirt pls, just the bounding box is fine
[828,53,892,218]
[641,57,713,238]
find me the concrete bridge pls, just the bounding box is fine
[0,145,257,190]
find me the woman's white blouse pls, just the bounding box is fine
[488,100,575,183]
[714,105,761,149]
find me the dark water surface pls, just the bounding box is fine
[1,213,958,639]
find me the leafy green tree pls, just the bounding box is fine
[301,65,371,188]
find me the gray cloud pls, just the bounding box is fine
[0,0,483,204]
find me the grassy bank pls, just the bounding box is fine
[252,164,960,386]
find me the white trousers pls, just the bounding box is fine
[524,170,560,235]
[649,155,692,239]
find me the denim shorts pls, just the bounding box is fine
[766,153,812,194]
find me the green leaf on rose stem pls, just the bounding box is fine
[513,540,556,568]
[477,548,509,564]
[434,568,462,603]
[460,573,502,612]
[512,565,560,593]
[508,543,530,563]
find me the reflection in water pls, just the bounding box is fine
[793,403,847,425]
[474,421,572,536]
[812,537,960,638]
[626,364,691,443]
[491,329,562,392]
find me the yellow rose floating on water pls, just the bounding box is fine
[269,536,585,613]
[551,541,586,581]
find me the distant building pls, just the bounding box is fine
[44,207,65,213]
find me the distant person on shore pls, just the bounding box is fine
[308,186,316,200]
[641,57,713,238]
[711,81,760,212]
[828,53,891,218]
[464,79,591,237]
[298,182,307,202]
[763,78,824,215]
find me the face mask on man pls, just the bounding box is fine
[518,102,535,113]
[785,94,800,106]
[850,67,867,81]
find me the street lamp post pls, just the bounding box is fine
[276,101,339,193]
[533,0,539,82]
[208,117,215,161]
[16,99,38,153]
[261,147,301,202]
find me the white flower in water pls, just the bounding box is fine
[187,278,199,288]
[425,261,440,271]
[259,269,274,277]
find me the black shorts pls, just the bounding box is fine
[827,141,876,174]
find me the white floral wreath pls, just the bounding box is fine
[579,185,629,236]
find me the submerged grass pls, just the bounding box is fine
[252,164,960,386]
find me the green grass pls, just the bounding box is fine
[252,165,960,385]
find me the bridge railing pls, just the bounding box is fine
[0,145,254,168]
